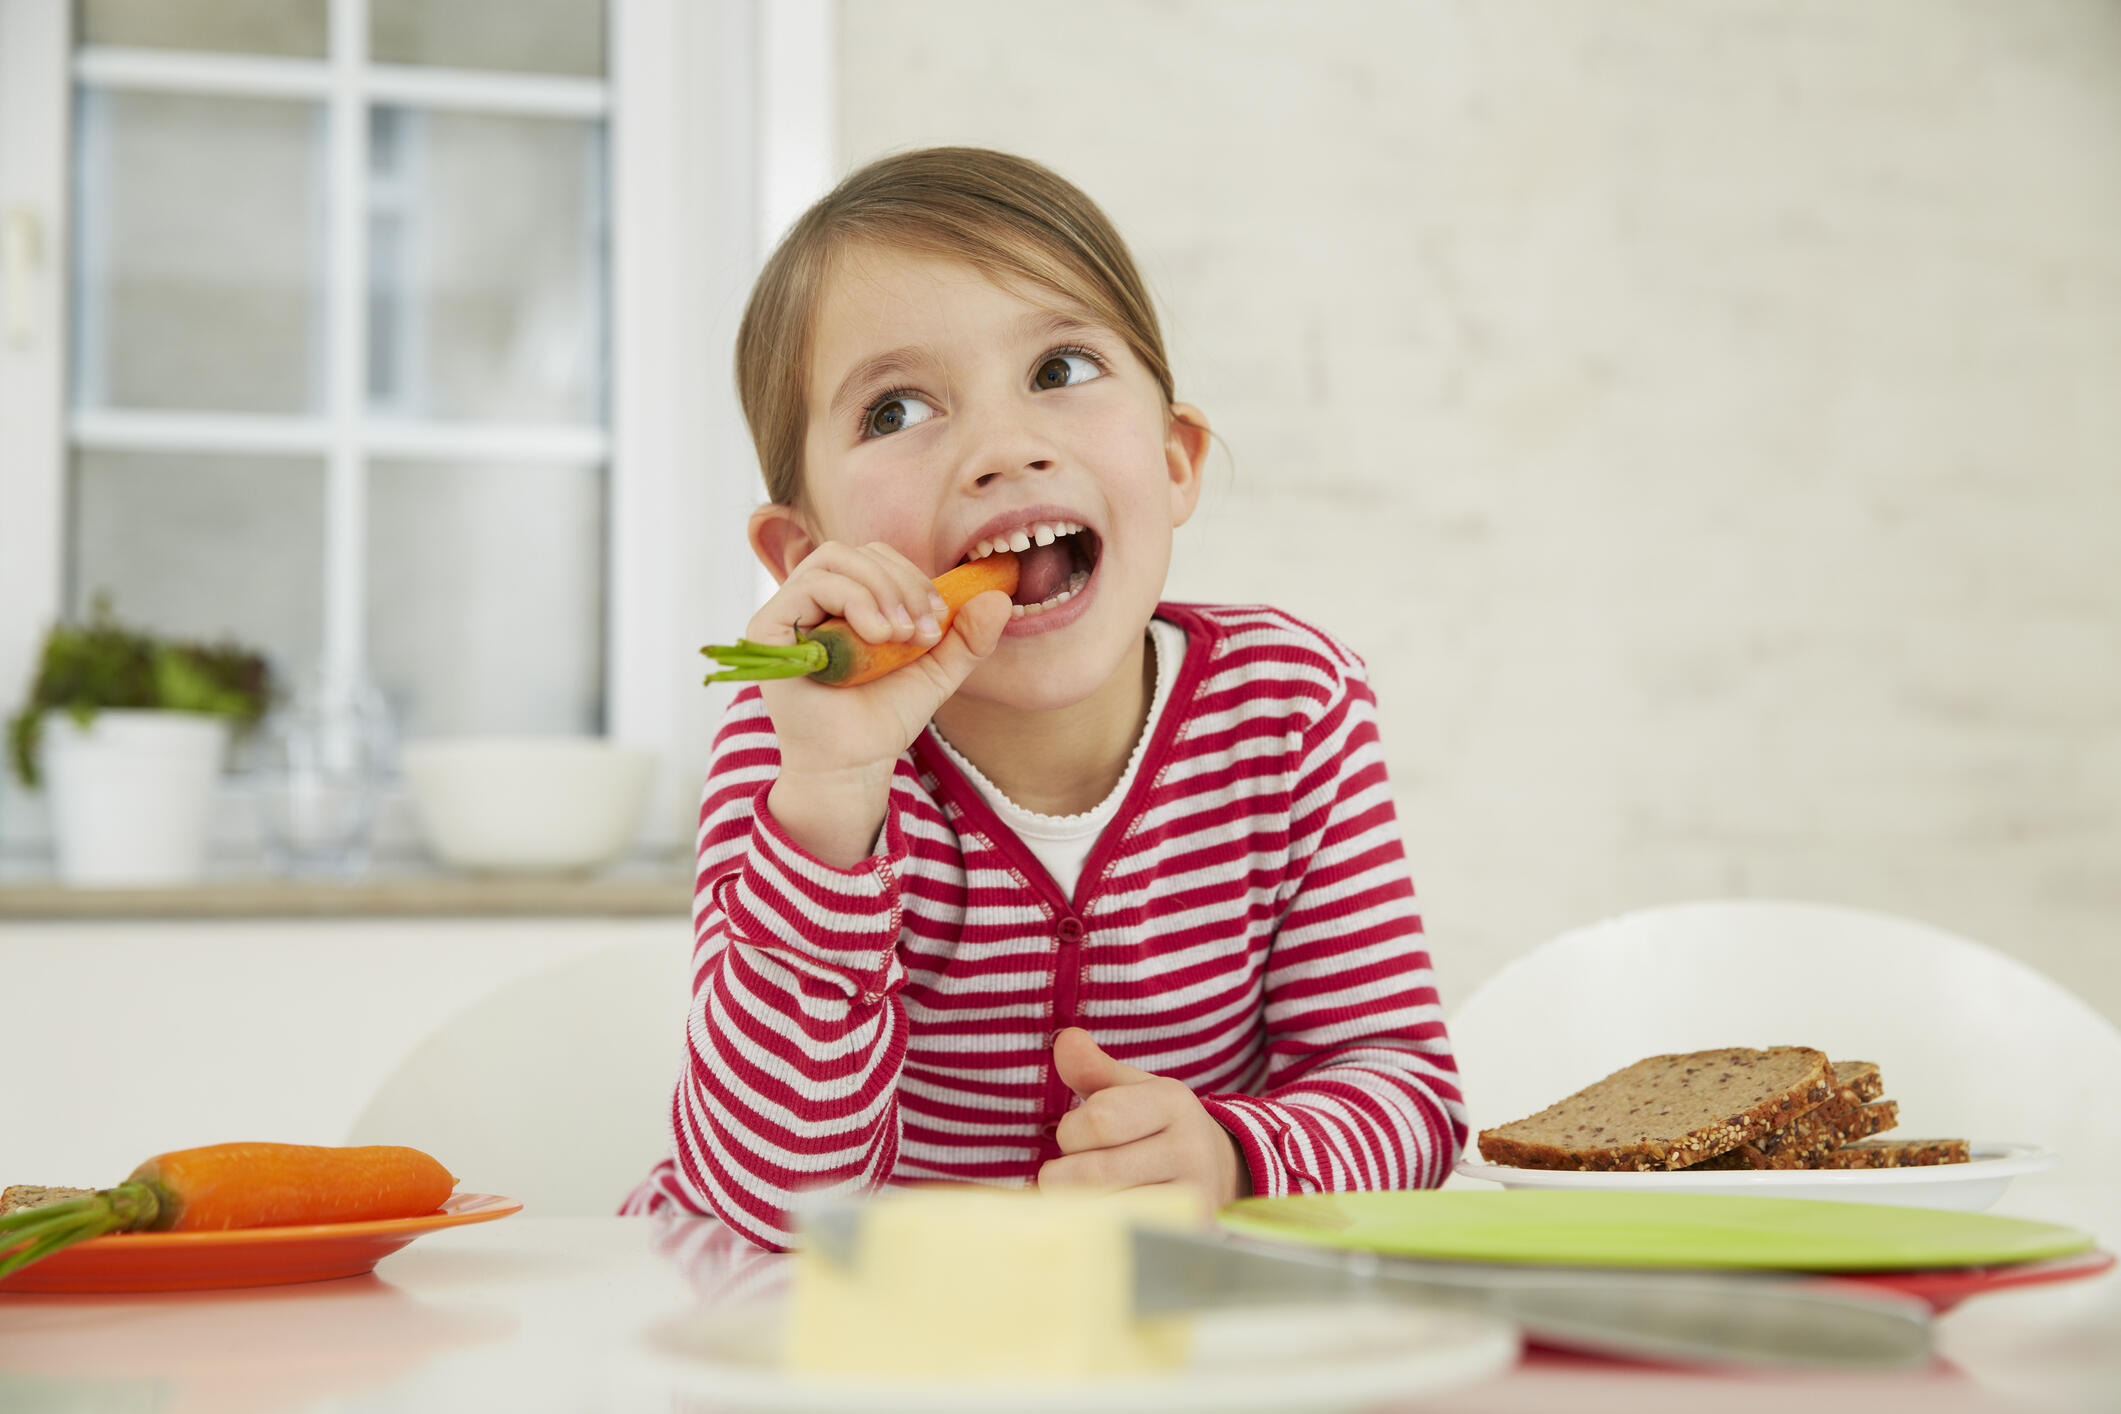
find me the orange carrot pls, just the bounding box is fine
[700,551,1019,688]
[129,1142,457,1229]
[0,1142,457,1280]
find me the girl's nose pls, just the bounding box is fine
[973,456,1054,490]
[956,396,1060,488]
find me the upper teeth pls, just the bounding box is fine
[966,520,1084,562]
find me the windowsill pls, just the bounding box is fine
[0,859,692,920]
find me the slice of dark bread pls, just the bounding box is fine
[1476,1046,1833,1172]
[1687,1060,1889,1170]
[1692,1098,1900,1170]
[0,1184,96,1215]
[1823,1138,1971,1168]
[1752,1060,1882,1156]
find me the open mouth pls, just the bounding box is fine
[960,519,1101,618]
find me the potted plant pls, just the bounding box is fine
[6,596,270,886]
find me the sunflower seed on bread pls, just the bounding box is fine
[1823,1138,1971,1168]
[0,1185,96,1216]
[1476,1046,1833,1172]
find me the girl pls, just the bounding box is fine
[624,148,1465,1250]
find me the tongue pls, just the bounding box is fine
[1011,541,1073,604]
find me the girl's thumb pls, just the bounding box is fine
[910,589,1013,693]
[1053,1026,1145,1099]
[952,589,1013,658]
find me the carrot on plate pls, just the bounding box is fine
[0,1142,457,1280]
[700,551,1019,688]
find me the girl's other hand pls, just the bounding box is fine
[1037,1028,1253,1215]
[753,540,1012,867]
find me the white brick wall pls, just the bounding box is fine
[835,1,2121,1024]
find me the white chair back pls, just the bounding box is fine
[347,939,692,1217]
[1445,899,2121,1171]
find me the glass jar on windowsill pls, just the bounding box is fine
[250,666,395,878]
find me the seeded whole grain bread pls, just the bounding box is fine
[0,1185,96,1216]
[1753,1060,1882,1156]
[1823,1138,1971,1169]
[1691,1099,1900,1171]
[1687,1061,1890,1170]
[1476,1046,1833,1172]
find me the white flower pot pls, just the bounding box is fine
[39,709,231,887]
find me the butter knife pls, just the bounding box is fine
[1132,1228,1935,1371]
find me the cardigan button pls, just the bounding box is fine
[1056,916,1085,943]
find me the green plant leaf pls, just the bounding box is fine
[5,598,272,789]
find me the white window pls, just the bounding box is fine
[0,0,833,865]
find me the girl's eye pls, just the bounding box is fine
[1033,348,1103,391]
[864,392,936,439]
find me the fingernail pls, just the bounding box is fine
[890,603,915,630]
[928,592,947,616]
[916,614,941,639]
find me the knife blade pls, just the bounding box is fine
[1132,1228,1935,1372]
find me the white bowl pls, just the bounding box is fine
[400,736,657,875]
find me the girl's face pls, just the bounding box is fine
[755,245,1209,712]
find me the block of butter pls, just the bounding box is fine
[783,1185,1201,1380]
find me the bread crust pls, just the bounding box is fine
[1476,1047,1833,1172]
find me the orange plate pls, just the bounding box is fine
[0,1192,522,1295]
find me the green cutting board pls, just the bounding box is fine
[1217,1191,2094,1271]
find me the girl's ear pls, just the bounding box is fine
[1165,403,1211,529]
[748,503,819,585]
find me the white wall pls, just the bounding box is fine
[832,1,2121,1023]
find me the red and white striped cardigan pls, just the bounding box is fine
[621,602,1466,1249]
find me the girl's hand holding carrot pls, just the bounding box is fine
[709,541,1015,869]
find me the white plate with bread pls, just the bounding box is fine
[1457,1046,2060,1211]
[1456,1141,2058,1212]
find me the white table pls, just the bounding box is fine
[4,1201,2118,1414]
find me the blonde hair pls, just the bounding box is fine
[735,147,1181,506]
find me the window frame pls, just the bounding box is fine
[0,0,834,866]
